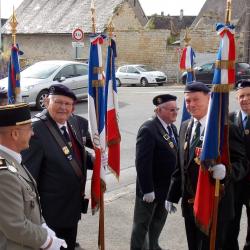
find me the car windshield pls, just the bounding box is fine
[136,65,155,72]
[21,62,61,79]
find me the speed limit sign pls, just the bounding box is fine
[72,28,84,41]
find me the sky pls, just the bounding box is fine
[1,0,206,19]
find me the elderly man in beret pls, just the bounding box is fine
[22,84,93,250]
[224,80,250,250]
[0,103,67,249]
[166,81,248,249]
[130,94,179,250]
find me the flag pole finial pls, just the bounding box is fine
[107,20,114,38]
[183,28,191,46]
[225,0,232,25]
[91,0,96,33]
[9,6,18,45]
[107,20,114,45]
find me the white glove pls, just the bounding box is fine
[143,192,155,203]
[165,200,177,214]
[46,236,67,250]
[101,151,108,168]
[42,223,56,237]
[211,164,226,180]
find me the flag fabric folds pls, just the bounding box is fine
[179,45,196,121]
[8,44,22,104]
[105,38,121,178]
[193,23,235,234]
[88,34,106,213]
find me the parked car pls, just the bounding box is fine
[116,64,167,87]
[181,62,250,87]
[0,60,88,110]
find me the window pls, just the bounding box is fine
[119,66,127,73]
[127,66,138,74]
[75,64,88,76]
[201,63,214,71]
[55,65,75,79]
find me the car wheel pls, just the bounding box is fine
[36,90,49,110]
[140,78,148,87]
[116,78,121,87]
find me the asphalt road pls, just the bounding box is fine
[33,85,246,250]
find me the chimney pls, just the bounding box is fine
[180,9,184,20]
[161,11,164,16]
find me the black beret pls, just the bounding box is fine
[0,103,31,127]
[49,84,77,101]
[0,89,7,98]
[152,94,177,106]
[184,81,210,93]
[236,80,250,89]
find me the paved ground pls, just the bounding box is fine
[73,85,246,250]
[76,181,248,250]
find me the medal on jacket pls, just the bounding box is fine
[163,133,174,148]
[245,129,249,135]
[62,146,73,161]
[194,147,202,165]
[62,146,70,155]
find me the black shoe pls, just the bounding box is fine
[75,242,80,248]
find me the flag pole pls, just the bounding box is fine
[209,1,232,249]
[9,6,18,45]
[90,1,105,249]
[107,20,115,111]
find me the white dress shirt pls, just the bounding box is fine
[190,115,207,142]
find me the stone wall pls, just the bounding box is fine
[115,29,179,81]
[112,1,143,31]
[2,29,180,82]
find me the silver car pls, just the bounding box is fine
[116,64,167,87]
[0,60,88,110]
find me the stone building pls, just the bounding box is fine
[185,0,249,64]
[2,0,147,65]
[2,0,197,81]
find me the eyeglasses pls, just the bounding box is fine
[162,107,180,112]
[53,100,74,108]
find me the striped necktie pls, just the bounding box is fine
[167,125,177,146]
[189,121,201,157]
[61,126,71,146]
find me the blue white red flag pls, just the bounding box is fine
[194,23,235,234]
[8,44,22,103]
[179,45,196,121]
[105,38,121,178]
[88,34,107,213]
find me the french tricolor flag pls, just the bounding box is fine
[88,34,106,213]
[105,38,121,179]
[194,23,235,235]
[8,44,22,104]
[179,45,195,72]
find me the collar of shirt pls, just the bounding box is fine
[191,115,207,141]
[0,144,22,164]
[157,115,172,133]
[57,122,69,134]
[241,110,248,124]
